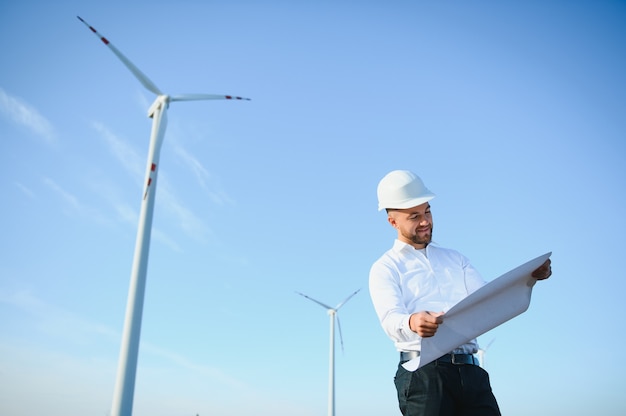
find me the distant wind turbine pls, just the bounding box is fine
[296,289,360,416]
[477,338,495,369]
[77,16,250,416]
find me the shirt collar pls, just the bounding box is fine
[391,239,437,254]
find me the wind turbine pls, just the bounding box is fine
[296,289,360,416]
[477,338,495,369]
[77,16,249,416]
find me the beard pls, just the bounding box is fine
[403,225,433,247]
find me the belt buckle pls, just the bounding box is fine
[450,353,470,365]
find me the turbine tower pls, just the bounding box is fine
[296,289,360,416]
[477,338,495,369]
[77,16,250,416]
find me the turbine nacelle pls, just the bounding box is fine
[148,95,170,118]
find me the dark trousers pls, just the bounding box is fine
[394,360,501,416]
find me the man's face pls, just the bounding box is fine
[387,202,433,249]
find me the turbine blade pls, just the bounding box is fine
[295,291,332,310]
[484,338,495,351]
[335,288,361,310]
[170,94,251,102]
[337,315,345,354]
[77,16,163,95]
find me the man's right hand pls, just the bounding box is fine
[409,311,444,337]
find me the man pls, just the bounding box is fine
[369,170,552,416]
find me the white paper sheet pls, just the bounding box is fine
[402,252,552,371]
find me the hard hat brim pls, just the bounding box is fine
[378,194,435,211]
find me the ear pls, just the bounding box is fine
[387,214,398,229]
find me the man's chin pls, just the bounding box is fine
[411,235,432,246]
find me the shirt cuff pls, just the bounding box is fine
[401,314,413,336]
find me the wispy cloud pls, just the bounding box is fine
[0,288,119,344]
[42,176,109,225]
[0,87,56,144]
[43,176,84,212]
[92,121,144,180]
[174,144,234,206]
[159,186,210,243]
[140,342,248,391]
[0,287,242,389]
[93,122,211,245]
[113,201,138,225]
[14,181,36,199]
[175,145,211,189]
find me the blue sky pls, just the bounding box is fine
[1,1,625,415]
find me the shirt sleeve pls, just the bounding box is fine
[461,253,488,294]
[369,260,421,345]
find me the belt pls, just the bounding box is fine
[400,351,479,366]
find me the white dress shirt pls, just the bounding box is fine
[369,240,486,354]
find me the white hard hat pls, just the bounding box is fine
[377,170,435,211]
